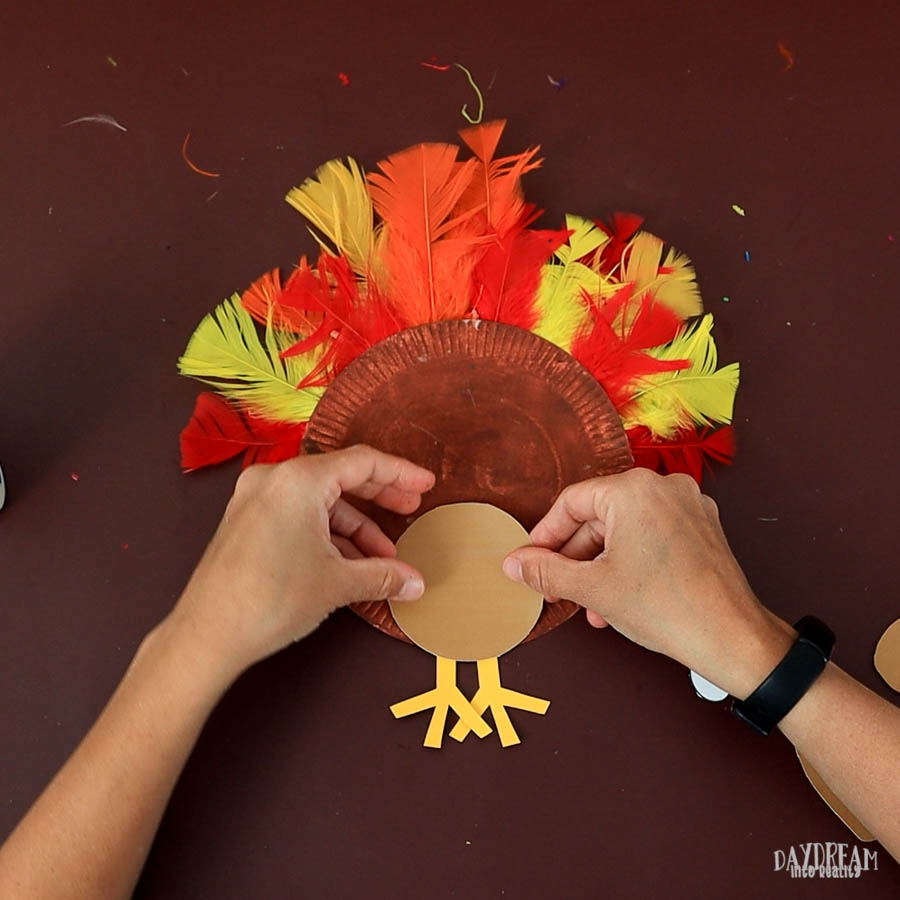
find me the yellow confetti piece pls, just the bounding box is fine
[732,204,746,216]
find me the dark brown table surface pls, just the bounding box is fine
[2,1,899,896]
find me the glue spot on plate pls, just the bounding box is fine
[689,670,728,702]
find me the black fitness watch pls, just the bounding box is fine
[731,616,835,735]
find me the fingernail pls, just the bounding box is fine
[502,557,523,582]
[396,576,424,601]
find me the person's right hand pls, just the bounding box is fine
[502,468,795,699]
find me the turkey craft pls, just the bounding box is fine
[177,120,739,748]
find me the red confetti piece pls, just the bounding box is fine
[70,472,79,482]
[776,40,794,71]
[421,61,451,71]
[337,72,349,86]
[181,133,221,178]
[121,543,129,550]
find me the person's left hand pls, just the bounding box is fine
[168,445,434,679]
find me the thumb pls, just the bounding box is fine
[503,547,592,604]
[339,557,425,606]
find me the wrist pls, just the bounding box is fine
[143,609,244,696]
[703,609,796,701]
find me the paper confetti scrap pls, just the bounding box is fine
[70,472,80,482]
[744,250,751,262]
[106,56,118,68]
[547,74,567,90]
[181,133,221,178]
[337,72,349,86]
[731,204,746,216]
[722,296,730,303]
[776,40,795,71]
[422,61,485,124]
[62,114,127,132]
[454,64,484,124]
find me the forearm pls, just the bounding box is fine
[717,612,900,860]
[0,614,235,899]
[778,662,900,860]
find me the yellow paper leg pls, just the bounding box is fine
[390,656,491,749]
[449,657,550,748]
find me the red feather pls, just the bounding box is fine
[628,425,736,484]
[280,253,403,384]
[601,282,682,349]
[241,415,307,468]
[180,393,308,472]
[593,212,644,275]
[240,267,319,334]
[456,119,542,236]
[472,224,570,329]
[571,285,685,409]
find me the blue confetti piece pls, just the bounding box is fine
[744,250,751,262]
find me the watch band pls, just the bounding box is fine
[731,616,835,735]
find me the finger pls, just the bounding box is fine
[329,498,396,558]
[557,519,605,562]
[586,609,609,628]
[370,483,426,516]
[339,557,425,606]
[332,535,364,560]
[529,478,613,549]
[502,547,595,605]
[308,445,435,504]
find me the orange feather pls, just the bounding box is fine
[457,119,542,235]
[367,143,484,323]
[241,267,320,334]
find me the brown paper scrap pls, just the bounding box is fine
[874,617,900,692]
[797,752,875,842]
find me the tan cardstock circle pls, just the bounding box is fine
[874,617,900,692]
[389,503,543,662]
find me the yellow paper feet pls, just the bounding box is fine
[391,656,550,749]
[390,656,491,748]
[449,657,550,747]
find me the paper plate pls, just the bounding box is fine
[303,319,633,643]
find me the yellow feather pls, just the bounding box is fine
[178,294,324,423]
[656,246,702,319]
[623,314,739,438]
[285,158,374,274]
[620,232,702,321]
[532,215,607,351]
[620,231,662,287]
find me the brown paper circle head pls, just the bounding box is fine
[874,617,900,691]
[303,319,633,644]
[389,503,543,661]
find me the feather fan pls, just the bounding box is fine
[178,123,741,482]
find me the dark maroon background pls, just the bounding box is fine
[1,0,898,896]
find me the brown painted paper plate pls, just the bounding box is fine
[303,319,632,643]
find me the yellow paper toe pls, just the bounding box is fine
[390,656,491,749]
